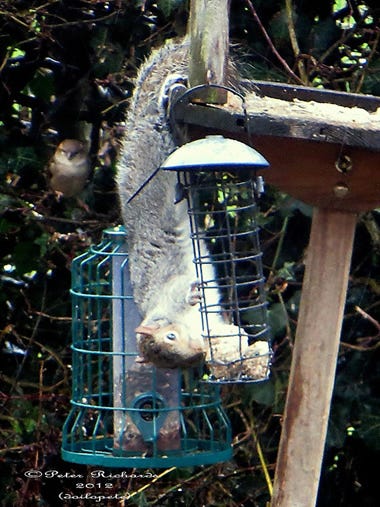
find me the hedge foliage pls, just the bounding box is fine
[0,1,379,505]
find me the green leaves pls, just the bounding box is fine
[157,0,186,17]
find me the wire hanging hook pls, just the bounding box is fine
[168,83,254,147]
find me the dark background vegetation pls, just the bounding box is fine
[0,0,379,505]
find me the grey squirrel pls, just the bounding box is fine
[117,38,269,373]
[117,38,209,368]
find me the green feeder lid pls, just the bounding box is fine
[161,135,269,171]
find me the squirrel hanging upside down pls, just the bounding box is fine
[117,39,206,368]
[117,39,270,374]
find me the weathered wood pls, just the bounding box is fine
[245,80,380,111]
[172,98,380,212]
[253,136,380,213]
[270,209,357,507]
[173,97,380,150]
[188,0,229,103]
[180,124,380,212]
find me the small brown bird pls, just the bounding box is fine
[48,139,90,198]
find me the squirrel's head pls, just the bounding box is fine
[135,321,206,368]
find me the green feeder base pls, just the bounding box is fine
[61,438,232,468]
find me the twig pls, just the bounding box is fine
[340,305,380,350]
[0,373,66,392]
[355,305,380,332]
[235,406,273,497]
[285,0,308,84]
[355,30,380,93]
[0,10,30,29]
[123,467,176,505]
[278,291,294,348]
[244,0,304,85]
[32,311,72,321]
[41,10,119,29]
[269,215,289,277]
[340,340,380,351]
[149,466,217,506]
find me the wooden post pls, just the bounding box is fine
[271,208,357,507]
[188,0,230,103]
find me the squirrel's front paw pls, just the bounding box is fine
[159,74,187,110]
[186,280,202,306]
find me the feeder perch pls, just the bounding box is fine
[62,227,232,468]
[161,134,272,383]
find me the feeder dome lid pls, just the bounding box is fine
[161,135,269,171]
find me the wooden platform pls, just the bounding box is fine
[172,81,380,212]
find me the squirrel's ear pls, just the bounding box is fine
[135,324,159,335]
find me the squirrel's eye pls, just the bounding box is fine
[165,332,177,341]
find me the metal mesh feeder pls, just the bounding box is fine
[161,135,272,383]
[62,227,232,468]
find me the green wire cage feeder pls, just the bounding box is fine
[61,227,232,468]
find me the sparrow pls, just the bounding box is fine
[48,139,90,198]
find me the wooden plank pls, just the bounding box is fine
[252,136,380,213]
[171,95,380,211]
[248,80,380,112]
[270,209,357,507]
[172,101,380,151]
[182,123,380,212]
[188,0,230,103]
